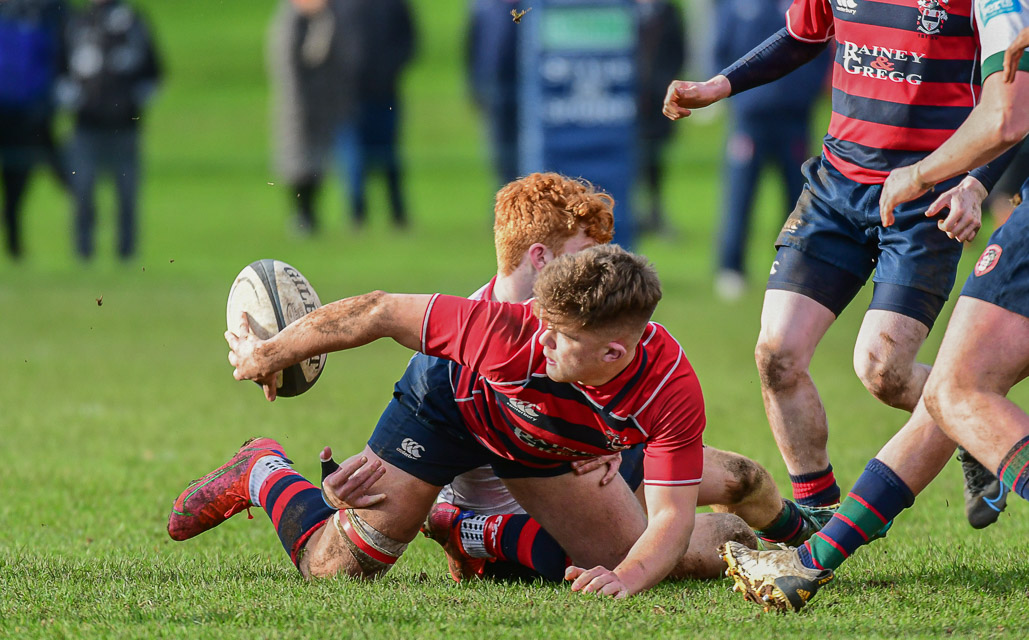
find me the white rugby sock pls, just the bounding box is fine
[248,456,293,507]
[459,514,493,558]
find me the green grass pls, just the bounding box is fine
[2,1,1028,638]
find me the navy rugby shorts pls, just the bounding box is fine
[767,155,964,328]
[960,180,1029,319]
[366,352,644,489]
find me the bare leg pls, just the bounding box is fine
[698,447,784,529]
[853,310,931,412]
[924,298,1029,471]
[669,512,756,580]
[300,445,441,578]
[755,290,837,476]
[874,400,957,495]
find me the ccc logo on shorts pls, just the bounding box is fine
[397,438,425,460]
[974,244,1003,277]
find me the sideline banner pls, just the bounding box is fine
[519,0,638,248]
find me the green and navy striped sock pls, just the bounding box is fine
[998,435,1029,501]
[798,458,913,571]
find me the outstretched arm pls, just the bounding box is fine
[226,291,433,400]
[663,29,828,121]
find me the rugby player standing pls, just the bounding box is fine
[663,0,1018,528]
[721,14,1029,612]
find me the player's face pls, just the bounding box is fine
[537,320,612,385]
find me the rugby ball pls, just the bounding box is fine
[226,259,326,397]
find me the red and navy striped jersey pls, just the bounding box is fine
[420,294,706,487]
[787,0,980,183]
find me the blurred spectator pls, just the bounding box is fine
[0,0,67,260]
[58,0,161,261]
[336,0,416,230]
[466,0,522,187]
[712,0,828,300]
[636,0,686,236]
[984,144,1029,228]
[268,0,356,234]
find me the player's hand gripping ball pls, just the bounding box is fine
[226,259,326,397]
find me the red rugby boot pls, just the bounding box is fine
[168,437,288,541]
[421,502,486,582]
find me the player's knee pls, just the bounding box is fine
[755,339,804,392]
[853,353,911,408]
[718,453,765,506]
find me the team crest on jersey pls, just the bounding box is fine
[603,429,631,452]
[974,244,1003,277]
[916,0,949,35]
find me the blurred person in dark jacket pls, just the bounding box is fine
[269,0,357,235]
[336,0,416,230]
[0,0,67,259]
[58,0,161,261]
[636,0,685,237]
[712,0,828,300]
[466,0,522,187]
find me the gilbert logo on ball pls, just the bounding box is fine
[226,259,326,397]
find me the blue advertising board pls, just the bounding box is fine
[519,0,638,248]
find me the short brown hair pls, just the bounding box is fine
[494,173,615,276]
[532,244,662,333]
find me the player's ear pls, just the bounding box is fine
[528,243,553,270]
[602,341,628,363]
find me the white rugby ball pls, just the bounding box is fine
[226,259,326,397]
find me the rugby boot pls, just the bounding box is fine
[421,502,486,582]
[168,437,289,541]
[721,541,834,613]
[958,447,1008,529]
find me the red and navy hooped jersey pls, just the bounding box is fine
[787,0,980,183]
[420,294,706,487]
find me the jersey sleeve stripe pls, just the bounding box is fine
[630,347,683,419]
[982,50,1029,79]
[420,293,441,353]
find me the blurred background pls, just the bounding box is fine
[1,0,827,287]
[4,4,1027,625]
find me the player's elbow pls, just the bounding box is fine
[996,108,1029,148]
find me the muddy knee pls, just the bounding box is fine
[713,451,765,507]
[755,340,806,393]
[854,354,915,408]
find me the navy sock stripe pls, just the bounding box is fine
[263,475,335,567]
[499,515,567,582]
[862,458,915,510]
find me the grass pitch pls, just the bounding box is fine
[2,1,1027,638]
